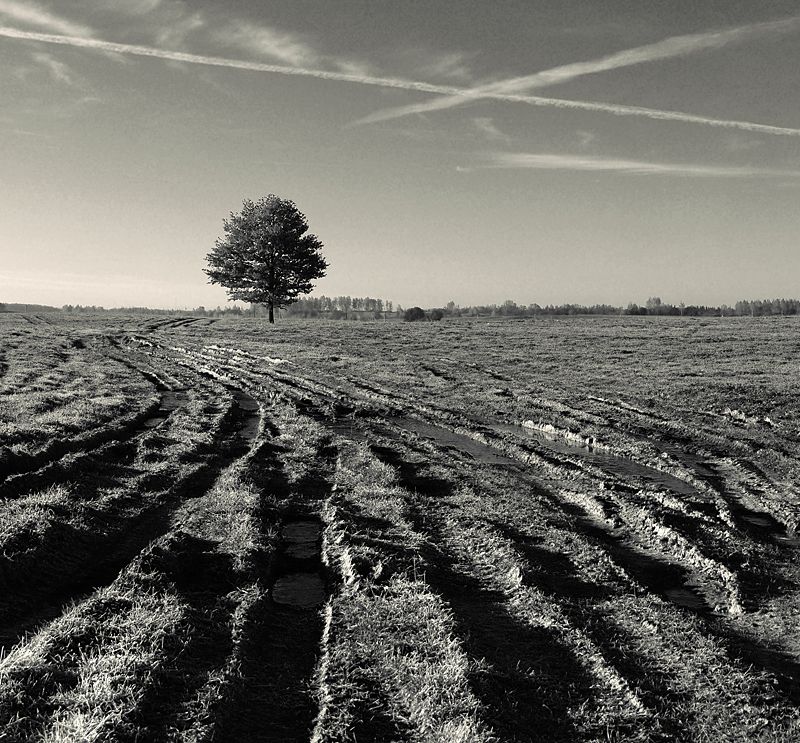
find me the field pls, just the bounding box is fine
[1,311,800,742]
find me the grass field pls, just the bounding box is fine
[1,311,799,741]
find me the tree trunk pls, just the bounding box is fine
[268,301,274,324]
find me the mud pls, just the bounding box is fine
[0,389,263,652]
[660,444,800,548]
[571,515,712,614]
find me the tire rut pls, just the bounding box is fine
[0,390,261,655]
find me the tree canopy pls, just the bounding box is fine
[205,195,327,323]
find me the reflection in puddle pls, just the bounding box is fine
[495,422,700,497]
[272,574,326,608]
[143,390,189,428]
[272,519,326,609]
[283,521,322,560]
[232,391,261,444]
[397,418,518,466]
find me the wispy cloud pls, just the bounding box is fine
[402,49,475,82]
[473,117,510,142]
[511,94,800,137]
[32,50,75,85]
[2,25,800,140]
[355,15,800,125]
[485,152,800,178]
[215,19,373,77]
[155,10,204,48]
[0,0,91,37]
[215,21,322,68]
[100,0,163,16]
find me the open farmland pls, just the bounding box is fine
[1,312,800,742]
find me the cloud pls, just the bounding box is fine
[355,15,800,125]
[215,19,373,77]
[2,25,800,140]
[0,0,91,37]
[473,117,510,142]
[32,50,75,85]
[155,10,204,48]
[215,21,321,68]
[103,0,163,14]
[485,152,800,178]
[401,49,475,82]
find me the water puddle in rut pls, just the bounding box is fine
[272,520,326,609]
[495,423,701,496]
[232,390,261,444]
[394,418,519,466]
[577,520,712,613]
[143,390,190,428]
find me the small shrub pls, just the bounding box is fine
[404,307,426,322]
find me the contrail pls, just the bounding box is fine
[2,25,800,138]
[355,15,800,125]
[502,93,800,138]
[486,152,800,178]
[0,26,465,95]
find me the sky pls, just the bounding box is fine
[1,0,800,309]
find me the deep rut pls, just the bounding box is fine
[0,389,261,655]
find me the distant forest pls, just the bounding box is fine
[3,296,800,319]
[435,297,800,318]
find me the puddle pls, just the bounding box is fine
[232,391,261,443]
[272,519,326,609]
[272,574,326,608]
[495,423,701,497]
[396,418,518,466]
[143,390,190,428]
[283,521,321,559]
[736,510,800,547]
[662,586,710,612]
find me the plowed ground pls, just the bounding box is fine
[1,312,799,742]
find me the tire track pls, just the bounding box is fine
[0,388,261,655]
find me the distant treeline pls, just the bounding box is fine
[0,303,60,313]
[426,297,800,318]
[4,296,799,319]
[58,296,399,319]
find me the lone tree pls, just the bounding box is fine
[205,195,327,323]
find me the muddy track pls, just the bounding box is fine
[0,348,193,487]
[291,395,800,712]
[0,390,261,654]
[0,397,162,486]
[133,339,800,715]
[396,479,599,741]
[211,443,333,741]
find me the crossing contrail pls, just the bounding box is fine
[2,25,800,138]
[354,15,800,125]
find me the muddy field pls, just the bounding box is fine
[1,312,799,742]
